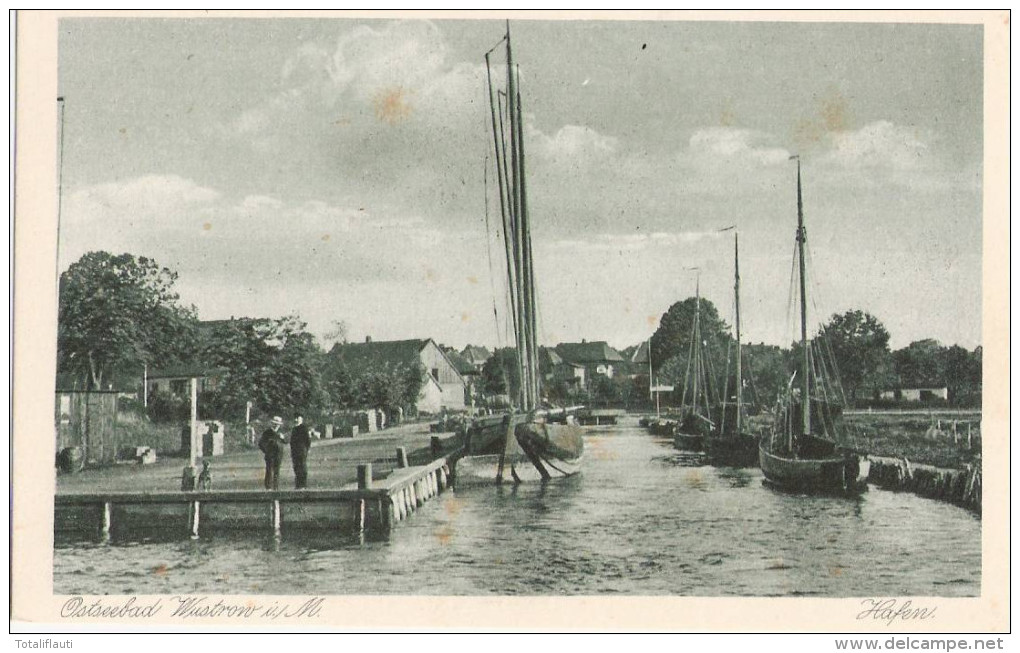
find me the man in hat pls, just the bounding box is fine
[258,415,287,490]
[290,415,312,489]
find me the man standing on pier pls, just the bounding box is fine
[258,416,286,490]
[290,415,311,489]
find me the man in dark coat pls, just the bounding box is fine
[258,415,286,490]
[290,415,312,489]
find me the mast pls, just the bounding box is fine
[795,156,811,440]
[734,232,742,434]
[515,64,540,410]
[505,24,530,410]
[692,277,701,417]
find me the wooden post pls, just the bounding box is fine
[396,447,409,469]
[431,436,442,458]
[189,501,200,538]
[190,378,199,465]
[967,423,973,450]
[101,501,112,539]
[357,463,372,489]
[271,500,281,535]
[355,499,366,534]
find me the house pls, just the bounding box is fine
[145,365,226,398]
[540,347,586,387]
[554,340,625,380]
[460,344,492,372]
[443,347,480,406]
[330,337,466,413]
[878,387,949,402]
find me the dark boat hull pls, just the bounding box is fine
[705,432,759,467]
[673,433,705,451]
[454,414,584,486]
[759,442,870,495]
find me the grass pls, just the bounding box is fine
[845,413,981,468]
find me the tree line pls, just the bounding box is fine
[57,252,423,423]
[644,298,982,409]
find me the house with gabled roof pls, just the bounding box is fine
[330,337,466,413]
[460,344,492,372]
[554,340,626,380]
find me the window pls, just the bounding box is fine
[431,368,440,382]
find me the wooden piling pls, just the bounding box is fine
[188,501,200,537]
[357,463,373,489]
[354,499,365,534]
[101,501,112,538]
[270,500,281,535]
[396,447,409,469]
[431,436,442,457]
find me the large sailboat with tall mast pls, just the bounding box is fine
[758,157,869,494]
[454,23,584,485]
[705,231,759,467]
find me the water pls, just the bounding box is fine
[54,425,980,596]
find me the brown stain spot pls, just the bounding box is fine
[373,86,412,125]
[466,276,478,285]
[646,314,658,326]
[321,234,330,241]
[444,496,464,517]
[720,99,735,127]
[334,117,352,127]
[435,524,454,545]
[829,565,843,577]
[684,468,705,488]
[461,312,471,323]
[152,564,168,577]
[118,127,127,135]
[202,222,212,231]
[820,91,848,132]
[424,267,437,282]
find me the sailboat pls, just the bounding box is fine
[705,232,760,467]
[758,157,869,494]
[673,277,718,451]
[454,24,584,485]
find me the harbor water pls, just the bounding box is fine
[54,423,980,596]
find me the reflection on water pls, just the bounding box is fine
[54,425,980,596]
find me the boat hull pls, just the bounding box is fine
[759,443,870,495]
[673,433,705,451]
[453,415,584,486]
[705,432,759,467]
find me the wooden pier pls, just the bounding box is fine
[55,453,454,539]
[576,408,625,426]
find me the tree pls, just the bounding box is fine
[650,297,731,369]
[202,316,326,419]
[893,339,947,388]
[58,251,198,389]
[480,347,521,399]
[817,310,893,401]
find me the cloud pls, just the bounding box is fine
[824,120,929,169]
[688,127,791,165]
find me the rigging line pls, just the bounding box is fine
[784,240,799,349]
[485,34,509,56]
[482,156,504,351]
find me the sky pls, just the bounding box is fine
[56,16,983,352]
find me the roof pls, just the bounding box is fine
[330,338,464,383]
[147,365,227,380]
[630,341,650,364]
[461,344,492,364]
[330,338,428,367]
[554,341,625,365]
[444,348,479,376]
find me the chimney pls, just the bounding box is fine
[581,338,587,344]
[365,335,372,343]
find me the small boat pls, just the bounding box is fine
[705,231,759,467]
[758,157,869,495]
[454,23,584,486]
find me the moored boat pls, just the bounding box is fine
[452,23,584,485]
[758,157,868,495]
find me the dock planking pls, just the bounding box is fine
[55,456,454,538]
